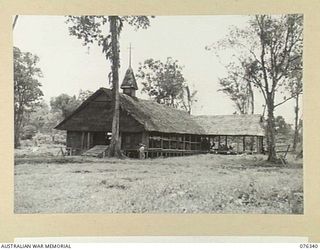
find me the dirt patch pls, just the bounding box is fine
[72,170,92,174]
[99,180,128,190]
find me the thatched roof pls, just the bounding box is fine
[55,88,205,134]
[120,67,138,90]
[55,88,265,136]
[194,114,265,136]
[119,89,205,134]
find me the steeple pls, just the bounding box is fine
[120,44,138,97]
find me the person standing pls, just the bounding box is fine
[139,143,146,159]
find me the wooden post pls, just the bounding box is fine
[142,132,148,147]
[183,134,186,151]
[243,136,246,152]
[237,137,239,153]
[161,133,163,150]
[81,132,85,150]
[225,135,228,147]
[87,132,91,149]
[218,136,221,147]
[119,132,122,150]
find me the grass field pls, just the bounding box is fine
[14,153,303,214]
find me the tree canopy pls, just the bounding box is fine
[207,14,303,161]
[50,94,79,119]
[14,46,43,147]
[136,57,197,114]
[66,16,153,157]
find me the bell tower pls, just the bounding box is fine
[120,44,138,97]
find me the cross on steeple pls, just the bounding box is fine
[128,43,133,68]
[121,43,138,97]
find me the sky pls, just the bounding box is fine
[13,15,301,124]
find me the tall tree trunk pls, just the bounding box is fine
[292,93,300,152]
[14,106,23,149]
[108,16,121,158]
[14,126,21,148]
[248,82,254,114]
[266,96,277,161]
[248,82,255,150]
[185,86,191,114]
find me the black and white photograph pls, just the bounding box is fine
[13,14,303,214]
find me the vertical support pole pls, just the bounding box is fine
[237,137,239,153]
[81,131,85,150]
[142,132,148,147]
[243,136,246,152]
[161,133,163,150]
[87,132,90,149]
[225,135,228,148]
[119,132,122,150]
[259,136,263,154]
[218,136,221,147]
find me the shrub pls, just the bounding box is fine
[21,125,37,140]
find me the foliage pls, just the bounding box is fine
[50,89,93,119]
[78,89,94,102]
[274,116,292,137]
[50,94,79,119]
[14,46,43,148]
[21,125,37,140]
[136,57,197,114]
[65,15,153,157]
[218,62,254,114]
[286,62,303,151]
[65,16,152,71]
[25,100,49,132]
[207,15,303,161]
[20,89,93,143]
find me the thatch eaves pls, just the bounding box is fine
[194,114,265,136]
[55,88,265,136]
[55,88,205,135]
[118,90,206,134]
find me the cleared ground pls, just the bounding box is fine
[14,151,303,214]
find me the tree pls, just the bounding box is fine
[14,47,43,148]
[136,57,197,114]
[207,15,303,161]
[50,94,80,119]
[286,63,303,152]
[66,16,153,157]
[78,89,94,102]
[218,62,254,114]
[26,100,50,133]
[181,85,198,115]
[50,89,94,119]
[274,115,292,138]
